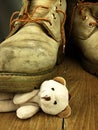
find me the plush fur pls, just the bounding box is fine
[0,77,71,119]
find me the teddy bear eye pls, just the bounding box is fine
[54,101,57,105]
[51,88,55,91]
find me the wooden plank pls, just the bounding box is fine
[64,57,98,130]
[0,112,63,130]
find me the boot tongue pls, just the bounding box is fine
[8,0,66,48]
[29,0,56,18]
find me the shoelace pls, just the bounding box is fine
[10,6,52,31]
[10,4,66,53]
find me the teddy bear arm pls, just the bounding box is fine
[13,90,39,104]
[16,104,40,119]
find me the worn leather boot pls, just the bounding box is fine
[67,0,98,75]
[0,0,66,92]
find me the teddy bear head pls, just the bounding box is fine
[39,77,71,118]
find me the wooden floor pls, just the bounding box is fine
[0,56,98,130]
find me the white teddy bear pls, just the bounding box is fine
[0,77,71,119]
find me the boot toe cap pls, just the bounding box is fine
[0,41,58,74]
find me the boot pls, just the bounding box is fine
[0,0,66,92]
[66,0,98,75]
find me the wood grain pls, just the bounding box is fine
[0,112,62,130]
[64,57,98,130]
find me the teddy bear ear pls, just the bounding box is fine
[57,105,71,118]
[53,77,66,86]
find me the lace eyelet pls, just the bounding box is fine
[51,13,56,20]
[82,16,87,20]
[53,6,57,11]
[88,23,94,28]
[59,0,62,6]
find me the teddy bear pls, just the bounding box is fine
[0,77,71,119]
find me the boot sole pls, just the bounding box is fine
[81,56,98,76]
[0,67,57,93]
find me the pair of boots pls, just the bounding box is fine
[0,0,98,92]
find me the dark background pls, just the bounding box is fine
[0,0,21,42]
[0,0,97,43]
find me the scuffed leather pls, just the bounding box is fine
[0,0,67,74]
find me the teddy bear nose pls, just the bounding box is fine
[42,96,51,101]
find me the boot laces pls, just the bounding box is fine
[10,4,66,53]
[70,2,98,36]
[79,6,98,27]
